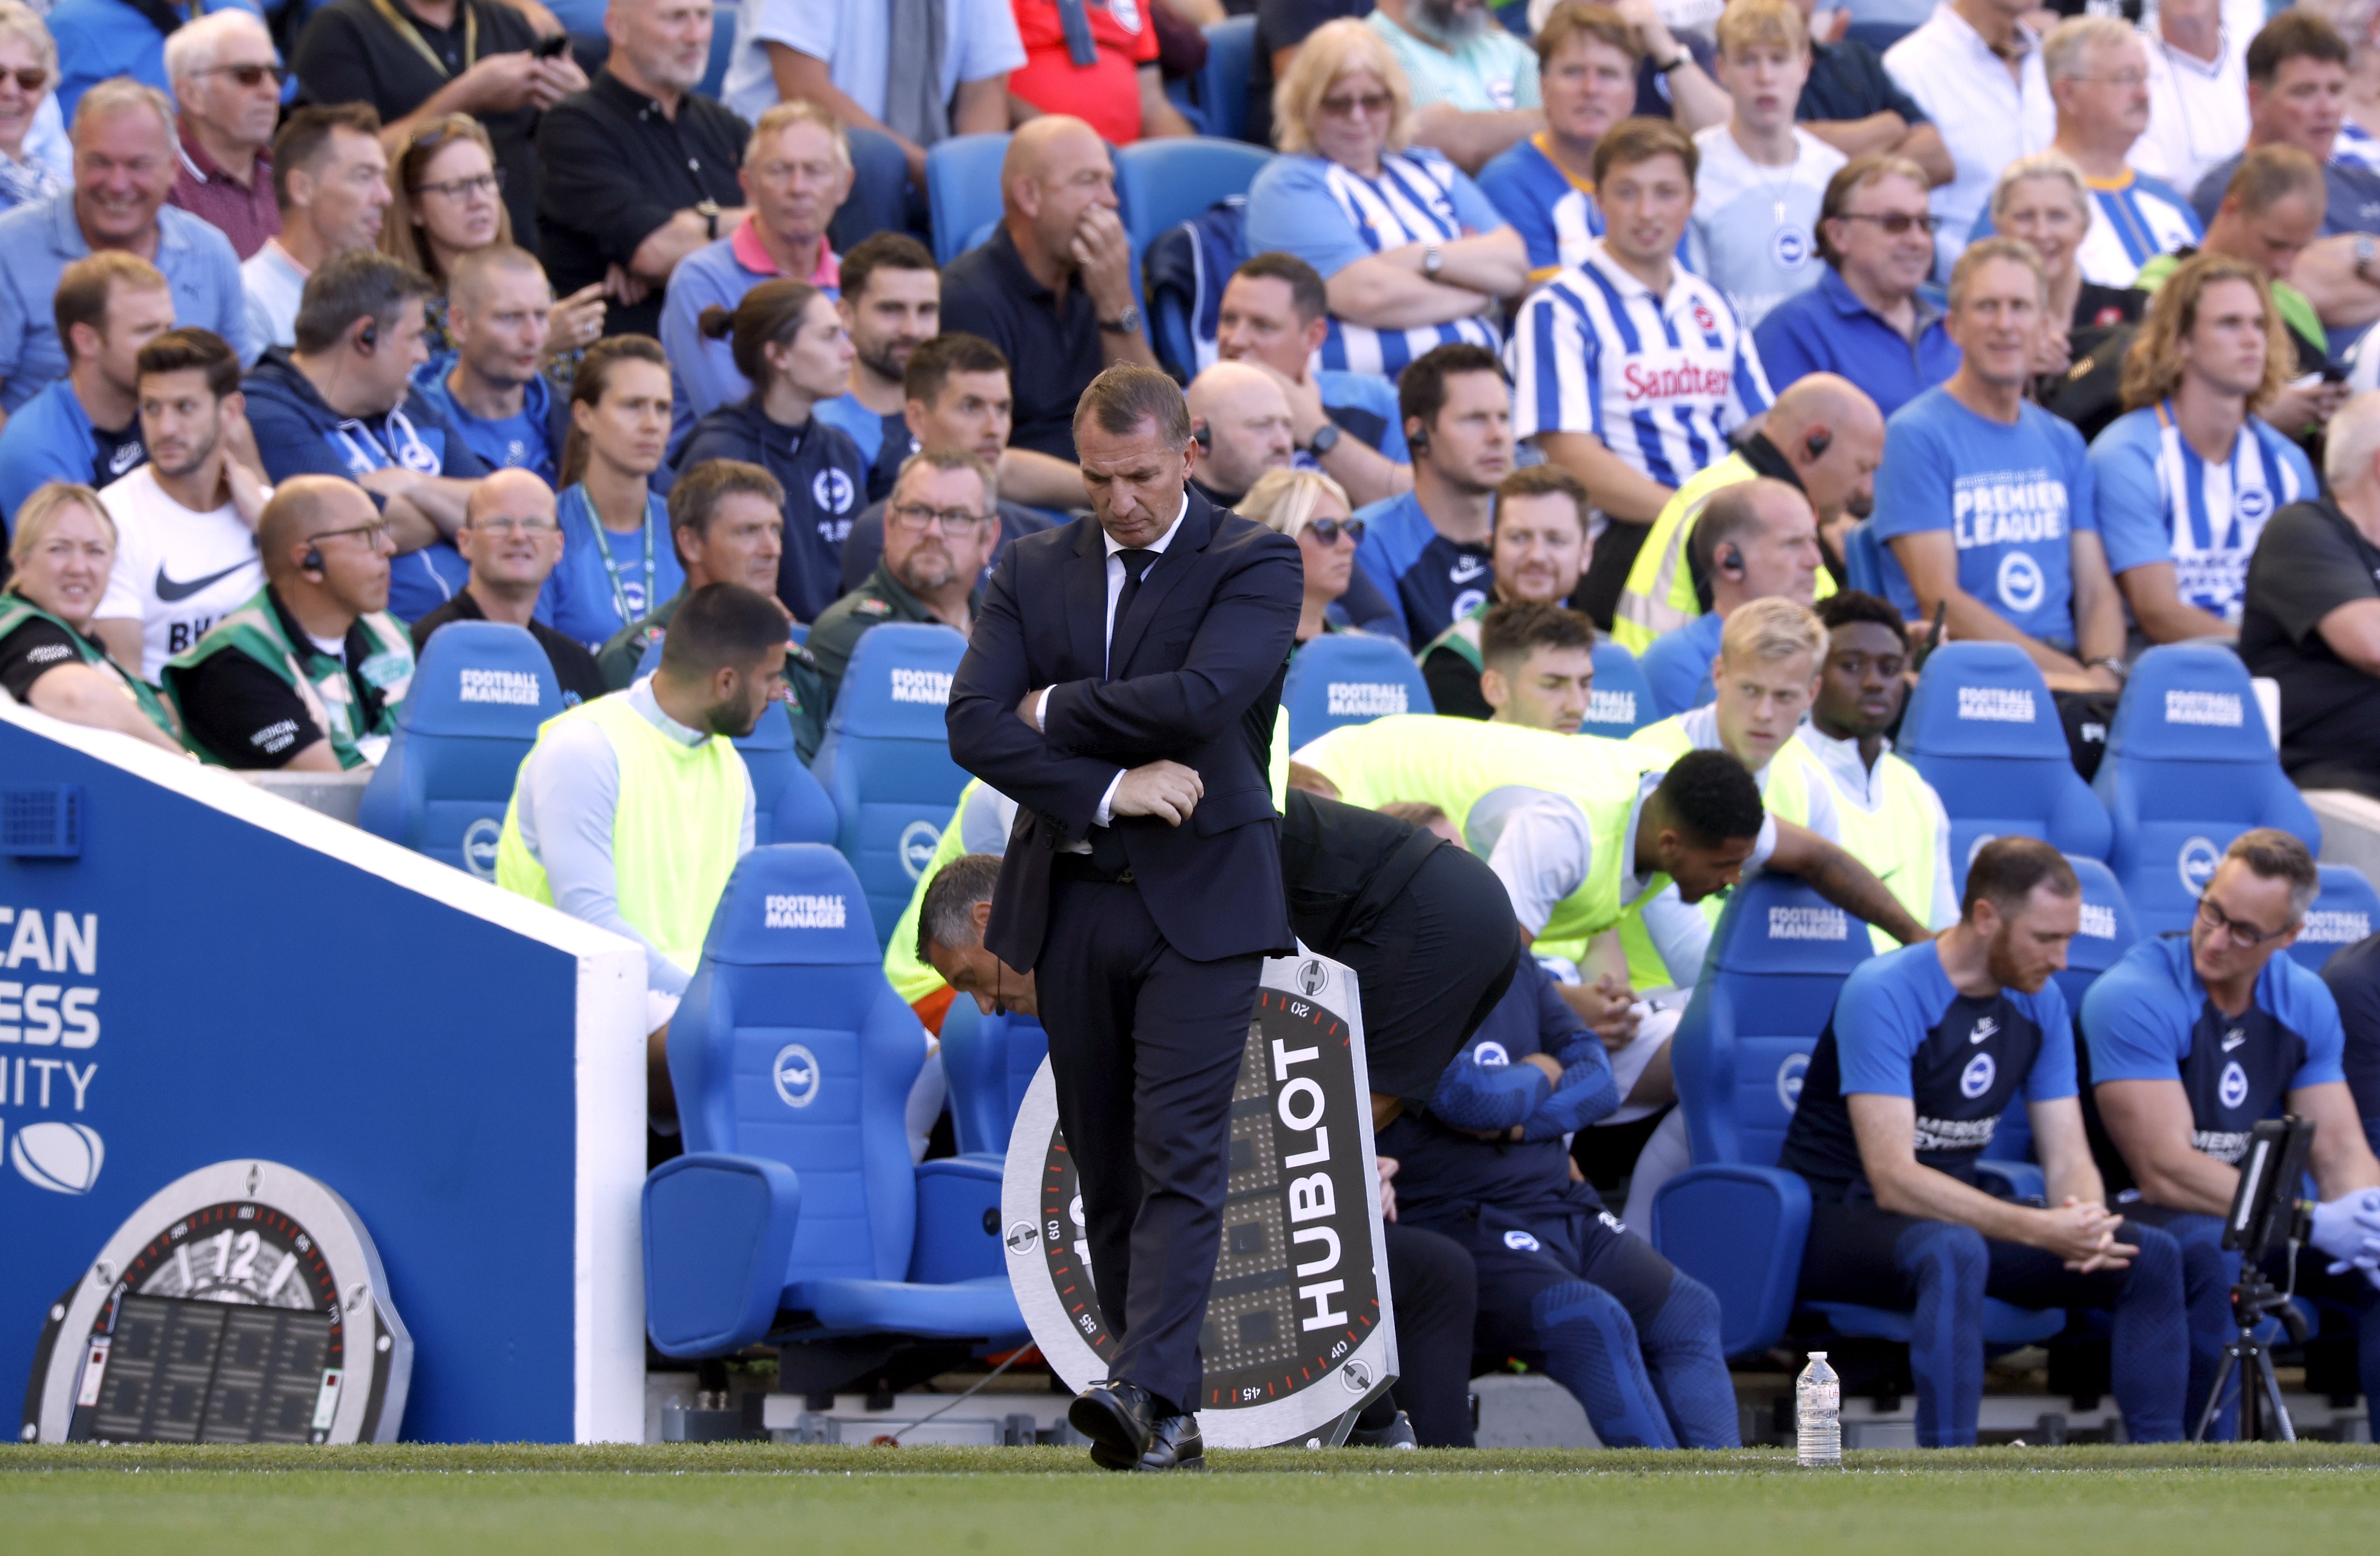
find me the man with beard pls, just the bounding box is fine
[1613,372,1880,656]
[1365,0,1545,172]
[1418,464,1590,720]
[805,449,995,709]
[1794,589,1959,953]
[92,327,268,681]
[1779,835,2191,1448]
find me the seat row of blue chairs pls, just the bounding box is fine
[1282,632,1659,748]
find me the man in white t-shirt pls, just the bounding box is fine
[1692,0,1848,326]
[93,328,268,680]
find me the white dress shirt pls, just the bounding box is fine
[2132,25,2250,197]
[1885,4,2056,269]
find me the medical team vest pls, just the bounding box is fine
[161,586,413,770]
[494,691,747,974]
[1299,714,1672,950]
[0,592,179,740]
[1821,746,1940,955]
[1781,975,2043,1201]
[1612,456,1842,654]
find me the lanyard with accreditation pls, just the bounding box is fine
[366,0,478,77]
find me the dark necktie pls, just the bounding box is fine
[1110,548,1158,655]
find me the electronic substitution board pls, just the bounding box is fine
[22,1158,412,1444]
[1001,949,1398,1448]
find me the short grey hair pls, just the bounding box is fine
[892,447,998,510]
[72,77,174,144]
[917,854,1003,962]
[2225,828,2320,920]
[164,8,274,84]
[2325,390,2380,487]
[2043,14,2141,82]
[1990,150,2092,227]
[0,2,57,82]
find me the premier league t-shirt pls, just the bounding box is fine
[2089,402,2311,627]
[1351,490,1492,649]
[1779,938,2076,1200]
[1870,386,2097,647]
[2081,934,2343,1186]
[94,464,266,680]
[1687,125,1846,328]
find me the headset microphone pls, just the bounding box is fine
[1193,422,1212,450]
[1407,424,1429,453]
[302,547,324,573]
[1805,428,1831,460]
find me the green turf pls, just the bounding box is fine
[5,1444,2378,1556]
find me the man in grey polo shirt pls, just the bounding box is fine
[0,78,255,421]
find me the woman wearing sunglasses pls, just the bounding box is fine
[0,482,184,752]
[0,2,62,213]
[1753,152,1963,420]
[1243,19,1527,379]
[383,114,605,361]
[1239,466,1363,648]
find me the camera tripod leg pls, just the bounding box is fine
[2251,1343,2296,1444]
[2192,1343,2241,1443]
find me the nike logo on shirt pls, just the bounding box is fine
[156,561,249,603]
[2222,1029,2248,1052]
[1970,1017,1999,1045]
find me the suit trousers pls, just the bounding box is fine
[1038,871,1264,1413]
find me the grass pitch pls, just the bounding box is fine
[6,1443,2378,1556]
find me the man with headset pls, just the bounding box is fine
[1635,479,1826,719]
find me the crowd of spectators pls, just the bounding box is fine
[7,0,2380,1454]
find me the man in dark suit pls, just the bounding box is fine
[946,365,1302,1472]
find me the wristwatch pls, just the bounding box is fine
[2091,656,2130,683]
[2358,235,2377,287]
[1305,422,1342,458]
[1655,50,1692,74]
[1422,243,1445,279]
[1099,304,1143,336]
[696,199,722,240]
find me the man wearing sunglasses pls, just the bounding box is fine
[165,473,415,770]
[164,10,285,261]
[804,448,995,712]
[409,467,606,705]
[2081,828,2380,1437]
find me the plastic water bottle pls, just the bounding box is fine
[1796,1351,1841,1466]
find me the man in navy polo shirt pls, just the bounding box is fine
[1780,835,2190,1447]
[1755,153,1958,421]
[2083,829,2380,1436]
[1353,343,1514,649]
[1870,238,2125,691]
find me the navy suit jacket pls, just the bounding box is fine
[946,486,1302,968]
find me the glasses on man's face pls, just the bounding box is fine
[2082,70,2148,89]
[1318,91,1393,120]
[312,518,395,551]
[2196,892,2292,949]
[888,502,989,534]
[192,61,288,89]
[413,169,504,201]
[0,66,47,93]
[1303,517,1365,545]
[469,514,557,538]
[1837,210,1942,235]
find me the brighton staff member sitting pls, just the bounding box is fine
[0,481,183,751]
[2080,829,2380,1437]
[598,459,787,688]
[1417,464,1590,719]
[1636,479,1823,719]
[497,584,784,1109]
[409,468,608,706]
[164,475,416,770]
[806,450,994,708]
[1778,836,2190,1448]
[1469,599,1598,735]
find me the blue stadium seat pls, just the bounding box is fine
[937,1000,1050,1158]
[809,624,972,948]
[642,845,1023,1360]
[630,632,838,847]
[1114,138,1271,270]
[2294,863,2380,973]
[1654,874,2063,1358]
[2093,643,2321,938]
[1841,520,1890,598]
[699,1,737,98]
[925,133,1011,265]
[1281,631,1434,749]
[1582,640,1656,738]
[357,621,560,880]
[1897,643,2112,897]
[1984,856,2138,1172]
[1193,15,1258,142]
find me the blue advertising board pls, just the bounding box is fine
[0,702,646,1443]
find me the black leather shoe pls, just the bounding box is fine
[1347,1409,1417,1449]
[1129,1408,1204,1471]
[1069,1381,1155,1467]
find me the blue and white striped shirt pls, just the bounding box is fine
[1508,239,1772,499]
[1244,148,1506,378]
[2089,400,2312,625]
